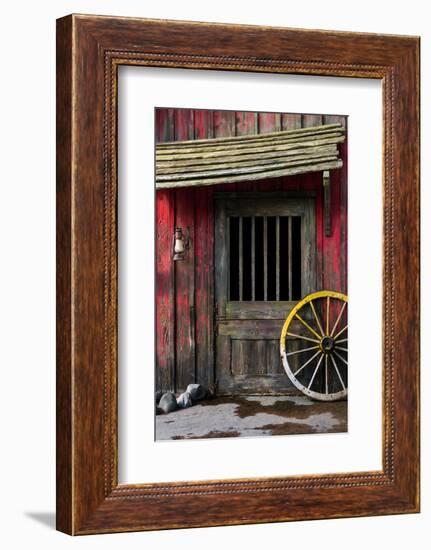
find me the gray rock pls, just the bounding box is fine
[158,392,178,414]
[186,383,207,401]
[177,391,193,409]
[155,390,163,404]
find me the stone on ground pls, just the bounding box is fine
[177,391,193,408]
[186,383,207,401]
[158,392,177,414]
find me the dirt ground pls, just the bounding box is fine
[156,395,347,441]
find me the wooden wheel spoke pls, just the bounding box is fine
[333,324,348,340]
[325,354,329,394]
[294,313,321,340]
[286,344,320,357]
[293,350,321,377]
[280,291,348,401]
[286,332,320,344]
[330,301,347,337]
[308,353,324,389]
[333,350,348,366]
[309,300,325,337]
[329,353,346,390]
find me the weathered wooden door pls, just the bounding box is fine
[215,193,316,394]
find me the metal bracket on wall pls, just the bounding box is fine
[323,170,332,237]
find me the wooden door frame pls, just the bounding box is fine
[213,190,318,394]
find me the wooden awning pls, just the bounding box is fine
[156,123,345,189]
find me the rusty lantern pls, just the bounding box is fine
[173,227,186,261]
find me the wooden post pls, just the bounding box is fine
[323,170,332,237]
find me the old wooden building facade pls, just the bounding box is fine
[155,108,347,395]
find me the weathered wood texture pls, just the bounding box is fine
[214,194,316,394]
[56,16,73,536]
[155,109,175,392]
[155,124,345,189]
[156,108,347,394]
[57,14,420,535]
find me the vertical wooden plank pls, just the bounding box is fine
[175,188,195,391]
[194,109,214,140]
[155,192,175,392]
[174,109,195,391]
[235,111,258,136]
[340,117,348,295]
[258,112,281,134]
[234,340,251,375]
[235,111,258,192]
[238,216,243,301]
[245,341,255,375]
[254,340,268,376]
[155,108,175,392]
[255,113,283,193]
[215,335,232,391]
[194,185,214,388]
[281,113,301,130]
[266,341,280,375]
[324,115,348,294]
[214,110,236,137]
[156,107,175,142]
[324,114,347,127]
[316,113,343,294]
[302,199,317,295]
[214,201,229,314]
[263,216,268,301]
[213,110,236,192]
[288,216,293,300]
[276,216,280,301]
[251,217,255,301]
[302,114,323,128]
[174,108,195,141]
[195,110,215,389]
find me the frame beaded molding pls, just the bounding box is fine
[102,50,395,499]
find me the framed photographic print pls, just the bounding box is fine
[153,107,349,442]
[56,14,420,534]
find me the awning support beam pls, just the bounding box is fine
[323,170,332,237]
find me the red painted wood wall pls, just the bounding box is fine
[156,108,347,393]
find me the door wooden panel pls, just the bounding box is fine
[215,193,316,394]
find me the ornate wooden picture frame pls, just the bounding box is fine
[56,14,420,534]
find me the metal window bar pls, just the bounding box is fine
[276,216,280,300]
[263,216,268,301]
[227,215,230,300]
[251,217,255,301]
[239,216,243,301]
[229,213,302,302]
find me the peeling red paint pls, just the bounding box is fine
[155,109,347,392]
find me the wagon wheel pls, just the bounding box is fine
[280,290,348,402]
